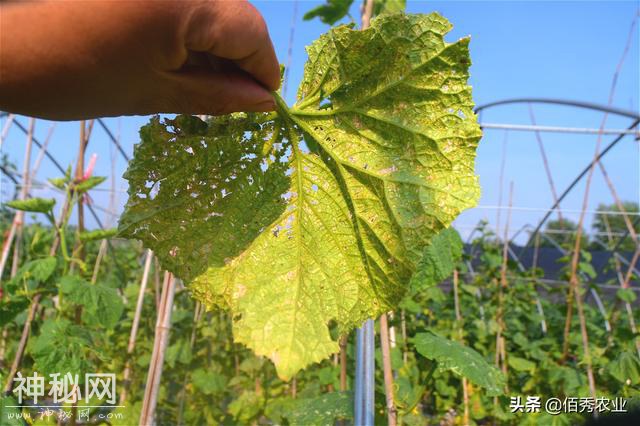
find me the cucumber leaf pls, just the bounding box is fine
[119,13,481,379]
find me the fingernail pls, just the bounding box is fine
[252,99,276,112]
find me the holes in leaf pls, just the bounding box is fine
[149,181,160,200]
[298,139,309,154]
[319,98,332,110]
[379,165,397,175]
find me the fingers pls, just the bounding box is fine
[158,67,276,116]
[184,0,280,91]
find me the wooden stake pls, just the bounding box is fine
[139,272,176,426]
[0,118,35,283]
[380,313,397,426]
[453,270,470,426]
[120,249,154,404]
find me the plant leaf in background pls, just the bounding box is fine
[413,331,506,396]
[507,355,536,373]
[303,0,354,25]
[616,287,637,303]
[607,351,640,385]
[6,197,55,214]
[410,227,463,291]
[0,297,30,327]
[4,257,58,295]
[120,13,481,379]
[374,0,407,16]
[59,275,124,329]
[266,392,353,426]
[14,257,57,283]
[75,176,107,193]
[78,228,118,243]
[28,318,95,378]
[0,395,25,426]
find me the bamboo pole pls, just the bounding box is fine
[0,113,15,148]
[90,135,119,284]
[120,249,154,404]
[601,216,640,357]
[4,202,69,393]
[339,335,348,391]
[11,118,36,273]
[3,293,41,394]
[495,131,508,237]
[400,310,408,364]
[30,123,56,183]
[176,301,204,424]
[493,185,513,416]
[453,270,469,426]
[0,118,35,283]
[379,313,397,426]
[559,8,636,407]
[596,162,639,248]
[528,103,564,225]
[496,182,513,388]
[139,272,176,426]
[154,257,161,310]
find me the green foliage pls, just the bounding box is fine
[607,351,640,385]
[14,257,57,283]
[75,176,107,193]
[267,391,353,425]
[191,368,227,395]
[0,297,29,327]
[592,201,639,251]
[616,287,637,303]
[48,177,67,190]
[410,227,463,291]
[542,218,586,249]
[118,114,290,282]
[0,395,26,426]
[303,0,407,25]
[6,197,55,214]
[28,318,95,377]
[508,355,536,373]
[59,275,124,329]
[78,228,118,243]
[2,192,639,426]
[227,391,263,424]
[4,257,58,296]
[413,331,506,396]
[120,12,481,380]
[375,0,407,16]
[303,0,354,25]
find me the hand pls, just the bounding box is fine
[0,0,280,120]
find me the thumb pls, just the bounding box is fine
[160,68,276,116]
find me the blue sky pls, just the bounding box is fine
[1,0,639,244]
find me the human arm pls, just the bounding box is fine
[0,0,280,120]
